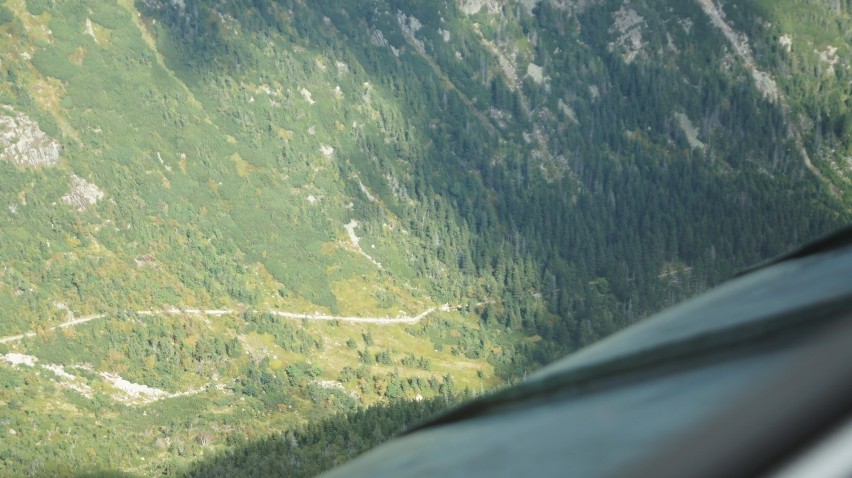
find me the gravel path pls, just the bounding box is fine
[0,307,438,344]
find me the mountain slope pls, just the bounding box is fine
[0,0,849,475]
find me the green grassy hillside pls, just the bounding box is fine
[0,0,849,475]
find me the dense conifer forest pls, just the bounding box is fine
[0,0,849,475]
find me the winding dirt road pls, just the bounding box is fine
[0,307,438,345]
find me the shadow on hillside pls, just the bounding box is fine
[178,395,465,478]
[72,394,468,478]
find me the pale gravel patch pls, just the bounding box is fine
[675,112,706,150]
[343,219,384,270]
[300,88,315,105]
[43,363,75,380]
[100,371,170,402]
[84,18,97,43]
[526,63,545,85]
[357,179,378,203]
[313,380,345,390]
[62,174,104,211]
[2,353,38,367]
[779,34,792,52]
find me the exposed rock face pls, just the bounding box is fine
[397,10,425,55]
[370,28,389,47]
[320,144,335,159]
[300,87,316,105]
[457,0,599,15]
[548,0,602,13]
[696,0,780,102]
[456,0,501,15]
[526,63,545,85]
[62,174,104,211]
[609,3,646,64]
[0,110,61,168]
[675,112,707,151]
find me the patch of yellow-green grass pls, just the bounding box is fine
[753,0,848,49]
[269,290,335,316]
[6,0,52,43]
[285,322,364,372]
[41,394,83,416]
[331,277,385,316]
[327,249,430,317]
[85,17,111,45]
[0,14,81,144]
[116,0,158,58]
[243,263,286,309]
[206,178,220,195]
[230,152,254,177]
[303,311,495,392]
[240,332,291,369]
[276,127,294,140]
[68,45,87,65]
[30,74,77,136]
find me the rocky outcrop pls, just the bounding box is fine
[696,0,779,102]
[397,10,425,55]
[609,3,646,64]
[0,109,61,168]
[370,28,389,48]
[548,0,602,13]
[457,0,600,15]
[456,0,501,15]
[526,63,545,85]
[675,113,707,151]
[62,174,104,211]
